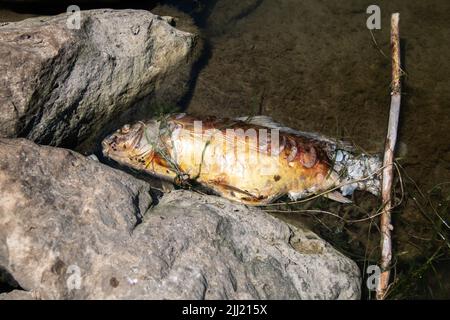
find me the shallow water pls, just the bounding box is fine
[168,0,450,298]
[1,0,449,299]
[177,0,450,190]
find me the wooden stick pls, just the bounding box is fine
[376,13,401,300]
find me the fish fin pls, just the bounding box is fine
[235,115,284,129]
[235,116,354,151]
[211,182,257,198]
[323,191,353,204]
[205,180,268,205]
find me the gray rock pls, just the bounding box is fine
[0,138,361,299]
[0,9,197,146]
[0,138,153,299]
[0,290,35,300]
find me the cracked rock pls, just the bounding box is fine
[0,9,197,147]
[0,138,361,299]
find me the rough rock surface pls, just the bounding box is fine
[0,289,34,300]
[0,138,361,299]
[0,9,196,146]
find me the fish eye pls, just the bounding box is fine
[121,124,130,134]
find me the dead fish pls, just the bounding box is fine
[102,113,381,205]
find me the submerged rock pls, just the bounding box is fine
[0,138,361,299]
[0,9,197,147]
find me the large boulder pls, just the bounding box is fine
[0,9,197,147]
[0,138,361,299]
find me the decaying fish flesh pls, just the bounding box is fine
[102,113,381,205]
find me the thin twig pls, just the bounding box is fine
[263,208,383,223]
[369,29,389,59]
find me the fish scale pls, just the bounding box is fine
[102,113,381,205]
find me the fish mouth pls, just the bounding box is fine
[101,136,113,157]
[101,134,121,157]
[101,138,111,156]
[102,122,152,164]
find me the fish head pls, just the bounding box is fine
[102,120,160,164]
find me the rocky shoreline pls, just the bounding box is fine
[0,139,361,299]
[0,8,361,299]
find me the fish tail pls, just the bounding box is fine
[332,149,382,197]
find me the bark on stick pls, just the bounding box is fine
[376,12,401,300]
